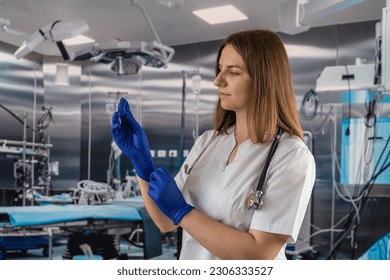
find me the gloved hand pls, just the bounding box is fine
[112,98,155,181]
[148,167,194,225]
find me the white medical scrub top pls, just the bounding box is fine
[175,126,316,260]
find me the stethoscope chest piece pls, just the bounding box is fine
[184,164,190,175]
[246,190,264,210]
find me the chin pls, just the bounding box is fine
[220,103,234,111]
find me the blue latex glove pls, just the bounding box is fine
[112,98,155,181]
[148,167,194,225]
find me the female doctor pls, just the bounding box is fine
[112,29,316,260]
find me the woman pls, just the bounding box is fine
[112,29,316,260]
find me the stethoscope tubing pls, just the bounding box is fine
[184,113,229,175]
[255,126,284,193]
[183,112,283,211]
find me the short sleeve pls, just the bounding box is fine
[250,145,316,244]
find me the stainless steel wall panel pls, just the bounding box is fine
[41,57,82,190]
[0,42,44,192]
[80,63,142,183]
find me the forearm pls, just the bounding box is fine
[179,209,286,260]
[137,177,178,233]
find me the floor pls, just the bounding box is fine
[1,235,360,260]
[1,235,178,260]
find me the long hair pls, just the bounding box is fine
[213,29,303,143]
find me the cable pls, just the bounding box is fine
[344,65,352,136]
[299,111,349,253]
[0,103,32,129]
[37,106,54,143]
[300,89,319,120]
[328,133,390,259]
[366,35,381,128]
[357,134,390,198]
[327,167,387,259]
[308,104,334,136]
[0,103,55,138]
[326,134,390,259]
[374,36,382,85]
[364,96,378,128]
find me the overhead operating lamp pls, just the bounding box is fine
[70,0,175,75]
[14,19,89,60]
[71,39,175,75]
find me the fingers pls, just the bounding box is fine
[118,98,129,118]
[112,111,120,126]
[118,98,142,130]
[111,112,121,138]
[118,98,134,120]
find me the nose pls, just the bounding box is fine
[213,71,226,87]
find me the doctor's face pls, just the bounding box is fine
[213,44,251,114]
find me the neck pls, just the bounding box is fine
[234,112,249,144]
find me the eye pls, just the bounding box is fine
[230,71,239,76]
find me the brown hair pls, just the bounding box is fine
[213,29,303,143]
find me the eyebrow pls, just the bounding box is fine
[219,64,244,69]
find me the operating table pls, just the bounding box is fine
[0,199,162,259]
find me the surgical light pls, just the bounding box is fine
[111,55,143,76]
[62,34,95,46]
[70,0,175,75]
[71,40,174,75]
[14,19,89,60]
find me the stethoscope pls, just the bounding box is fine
[183,113,283,211]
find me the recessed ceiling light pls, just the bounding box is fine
[63,35,95,46]
[192,5,248,25]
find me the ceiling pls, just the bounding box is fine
[0,0,387,57]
